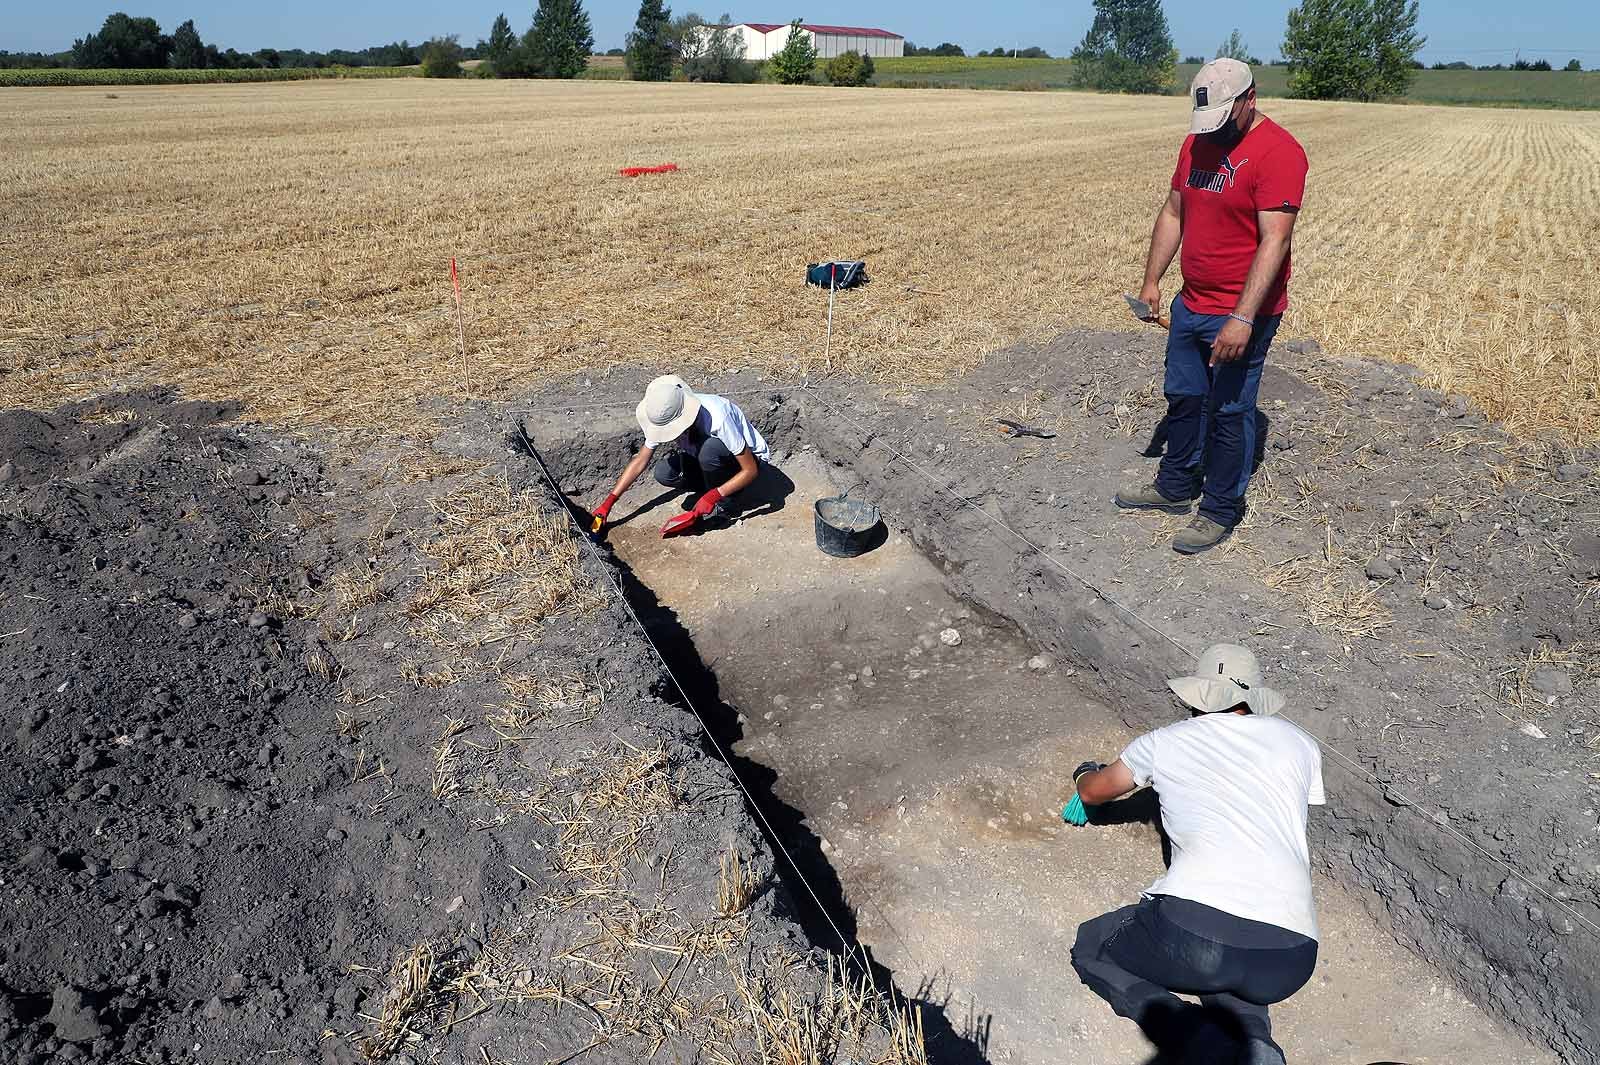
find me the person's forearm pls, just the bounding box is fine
[719,463,758,497]
[1142,207,1183,288]
[1232,235,1291,322]
[1076,770,1133,805]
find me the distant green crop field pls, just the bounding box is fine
[1393,68,1600,109]
[872,56,1080,90]
[1175,63,1291,97]
[872,57,1598,110]
[0,66,420,88]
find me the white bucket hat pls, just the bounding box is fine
[1189,58,1254,134]
[1168,643,1284,717]
[636,374,702,447]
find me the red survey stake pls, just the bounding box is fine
[619,163,680,177]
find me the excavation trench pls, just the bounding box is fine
[520,399,1558,1065]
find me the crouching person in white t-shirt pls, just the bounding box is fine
[590,375,773,538]
[1068,643,1325,1065]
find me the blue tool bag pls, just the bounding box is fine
[806,260,868,290]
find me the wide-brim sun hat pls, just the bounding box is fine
[1168,642,1285,717]
[637,374,701,447]
[1189,58,1254,135]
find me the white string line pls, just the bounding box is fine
[514,424,933,1011]
[798,384,1600,942]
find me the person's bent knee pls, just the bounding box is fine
[1070,912,1117,973]
[654,454,686,487]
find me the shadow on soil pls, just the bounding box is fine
[609,556,995,1065]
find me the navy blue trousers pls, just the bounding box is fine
[655,435,738,492]
[1072,895,1316,1065]
[1153,295,1281,528]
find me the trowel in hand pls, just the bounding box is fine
[1123,293,1171,330]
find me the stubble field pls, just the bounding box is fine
[3,78,1598,442]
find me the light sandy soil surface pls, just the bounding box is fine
[608,452,1557,1065]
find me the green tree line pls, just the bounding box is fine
[10,11,475,71]
[14,3,1580,94]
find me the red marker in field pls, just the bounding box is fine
[619,163,680,177]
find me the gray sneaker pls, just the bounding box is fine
[1114,481,1194,514]
[1172,515,1231,554]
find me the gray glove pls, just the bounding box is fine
[1073,761,1105,784]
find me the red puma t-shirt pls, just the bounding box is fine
[1171,116,1308,317]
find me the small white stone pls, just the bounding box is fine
[939,628,962,647]
[1027,655,1051,672]
[1520,722,1548,740]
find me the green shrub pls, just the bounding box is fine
[769,20,817,85]
[824,50,874,87]
[421,36,464,78]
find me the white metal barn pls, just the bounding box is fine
[729,22,905,60]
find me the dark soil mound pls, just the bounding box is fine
[1,392,940,1065]
[0,393,480,1062]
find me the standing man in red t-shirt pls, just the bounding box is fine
[1115,59,1308,554]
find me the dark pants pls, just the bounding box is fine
[655,435,739,494]
[1071,896,1316,1065]
[1153,295,1281,528]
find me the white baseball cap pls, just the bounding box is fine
[1190,58,1254,134]
[1168,643,1285,716]
[636,374,701,446]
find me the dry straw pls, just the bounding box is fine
[405,475,606,647]
[715,849,757,918]
[2,82,1597,443]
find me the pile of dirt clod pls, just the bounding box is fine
[0,392,925,1064]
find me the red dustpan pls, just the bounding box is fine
[660,512,698,538]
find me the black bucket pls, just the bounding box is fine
[813,494,882,558]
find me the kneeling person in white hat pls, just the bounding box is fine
[592,375,771,537]
[1067,644,1324,1065]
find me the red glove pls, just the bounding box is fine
[591,493,619,533]
[690,487,723,518]
[660,489,724,538]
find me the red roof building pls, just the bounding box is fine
[726,22,906,59]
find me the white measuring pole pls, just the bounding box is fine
[824,263,837,369]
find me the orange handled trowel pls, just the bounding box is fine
[1123,294,1171,330]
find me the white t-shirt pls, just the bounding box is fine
[692,393,770,461]
[1120,713,1326,940]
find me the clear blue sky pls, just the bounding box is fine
[5,1,1599,64]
